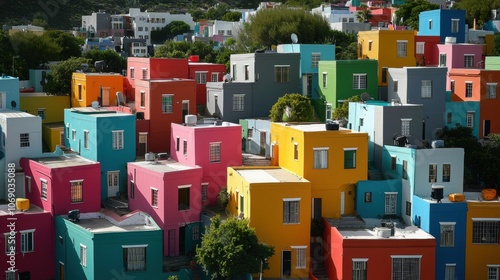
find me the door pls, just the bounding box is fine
[101,87,110,106]
[59,262,64,280]
[484,120,491,138]
[182,100,189,122]
[325,103,332,120]
[179,226,186,255]
[340,192,345,215]
[107,171,119,197]
[259,131,266,156]
[313,198,322,220]
[139,133,147,156]
[282,250,291,277]
[385,193,397,215]
[168,229,176,256]
[59,131,65,147]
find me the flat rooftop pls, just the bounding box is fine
[130,158,201,173]
[65,211,159,233]
[274,122,360,133]
[0,109,39,118]
[234,168,308,183]
[464,191,500,202]
[30,155,98,168]
[0,203,46,216]
[68,107,132,117]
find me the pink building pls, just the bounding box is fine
[127,159,203,256]
[415,35,441,66]
[20,155,101,216]
[0,204,54,280]
[170,121,242,206]
[437,43,484,90]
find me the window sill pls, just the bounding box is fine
[71,201,84,204]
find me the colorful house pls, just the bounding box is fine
[226,166,311,279]
[0,204,54,280]
[20,155,101,215]
[28,69,50,92]
[55,210,167,280]
[382,145,465,225]
[127,159,203,256]
[355,179,402,218]
[170,121,242,206]
[436,42,483,91]
[388,67,447,141]
[318,60,378,111]
[412,195,467,280]
[323,219,436,280]
[71,72,124,108]
[64,108,136,200]
[188,58,226,107]
[448,68,500,138]
[270,123,368,218]
[239,118,271,157]
[134,78,197,155]
[0,75,20,111]
[414,35,441,67]
[418,9,466,44]
[463,191,500,280]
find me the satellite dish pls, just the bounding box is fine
[291,33,298,44]
[225,73,232,82]
[10,101,16,109]
[360,92,372,102]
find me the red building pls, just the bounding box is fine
[188,58,226,107]
[20,155,102,215]
[415,36,441,66]
[323,219,436,280]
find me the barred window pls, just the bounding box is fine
[472,220,500,244]
[353,259,367,280]
[440,223,455,247]
[70,180,83,203]
[283,199,300,224]
[20,133,30,147]
[353,74,367,89]
[209,142,221,163]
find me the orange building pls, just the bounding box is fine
[71,72,124,108]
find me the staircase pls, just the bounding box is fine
[327,215,366,230]
[310,241,328,280]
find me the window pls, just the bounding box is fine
[239,194,244,214]
[416,42,424,54]
[4,233,12,255]
[445,264,456,280]
[130,68,135,79]
[406,201,411,216]
[451,19,459,33]
[439,53,447,67]
[488,265,500,280]
[201,183,208,201]
[428,19,433,29]
[447,112,452,124]
[401,119,411,137]
[353,74,367,89]
[244,65,249,80]
[70,180,83,203]
[233,94,244,111]
[20,133,30,148]
[396,41,407,57]
[292,246,306,269]
[283,199,300,224]
[293,143,298,160]
[211,72,219,82]
[487,83,497,99]
[178,185,190,211]
[227,30,232,36]
[466,82,473,98]
[311,53,320,68]
[450,80,455,94]
[464,55,474,68]
[392,256,421,280]
[192,225,199,240]
[183,139,187,155]
[313,148,328,169]
[421,80,432,98]
[391,156,397,170]
[218,30,224,35]
[5,271,15,280]
[440,222,455,247]
[142,68,147,79]
[472,220,500,244]
[80,244,87,267]
[274,66,290,83]
[429,164,437,182]
[402,160,408,179]
[352,259,368,280]
[344,148,357,169]
[176,137,180,151]
[123,246,146,272]
[140,91,145,107]
[130,180,135,199]
[78,84,82,100]
[393,80,398,93]
[232,64,237,80]
[66,124,70,139]
[41,179,47,199]
[247,128,253,139]
[382,68,387,84]
[161,94,173,113]
[322,72,328,88]
[442,164,451,182]
[83,130,89,149]
[209,142,221,163]
[112,130,124,150]
[20,230,34,253]
[37,108,46,120]
[466,112,474,128]
[151,188,158,207]
[72,129,76,141]
[368,41,373,51]
[385,193,397,215]
[107,171,119,190]
[364,192,372,203]
[195,71,207,84]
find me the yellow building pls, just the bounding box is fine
[270,123,368,218]
[42,122,65,152]
[20,93,70,124]
[358,30,416,86]
[465,192,500,280]
[227,166,311,279]
[71,72,124,107]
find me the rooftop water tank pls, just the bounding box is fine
[445,37,456,44]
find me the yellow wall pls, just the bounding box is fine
[465,201,500,280]
[20,95,70,124]
[358,30,416,86]
[270,123,368,218]
[227,166,312,279]
[42,123,64,152]
[484,34,494,56]
[71,73,124,107]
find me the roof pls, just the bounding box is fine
[464,191,500,203]
[274,122,363,133]
[30,155,98,168]
[130,158,201,173]
[65,210,159,233]
[234,168,308,183]
[330,218,434,240]
[0,203,46,216]
[0,109,38,119]
[68,107,132,117]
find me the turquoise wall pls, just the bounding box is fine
[445,101,480,138]
[356,179,402,218]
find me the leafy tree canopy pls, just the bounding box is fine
[332,95,361,121]
[44,30,84,60]
[395,0,440,30]
[269,93,314,122]
[454,0,500,29]
[151,20,191,44]
[196,216,274,280]
[83,49,127,74]
[45,57,92,95]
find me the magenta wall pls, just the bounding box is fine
[127,162,203,256]
[0,211,54,280]
[170,123,242,205]
[20,158,101,216]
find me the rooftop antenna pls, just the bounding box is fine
[291,33,298,53]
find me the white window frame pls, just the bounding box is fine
[396,40,408,58]
[201,183,208,201]
[343,147,357,169]
[322,72,328,88]
[283,198,300,224]
[5,270,15,280]
[291,246,307,269]
[80,244,87,267]
[353,74,367,90]
[233,94,244,112]
[244,65,249,80]
[442,164,451,182]
[429,164,438,183]
[445,264,456,280]
[439,53,447,67]
[464,54,474,68]
[83,130,89,149]
[313,147,329,169]
[178,184,191,211]
[421,80,432,98]
[451,19,460,33]
[20,229,35,253]
[401,118,412,137]
[107,171,119,190]
[384,192,397,215]
[391,256,421,280]
[142,68,147,79]
[209,142,221,163]
[488,265,500,280]
[211,72,219,82]
[311,52,321,68]
[487,83,497,99]
[112,130,124,150]
[428,19,433,30]
[72,129,76,141]
[416,42,424,55]
[130,67,135,79]
[161,94,173,113]
[440,222,455,247]
[195,71,207,84]
[353,258,368,280]
[465,82,473,98]
[151,187,158,207]
[466,111,474,128]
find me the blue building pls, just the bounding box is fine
[418,9,467,43]
[239,118,271,157]
[413,196,467,280]
[445,99,480,137]
[64,108,136,200]
[355,179,402,218]
[0,74,20,110]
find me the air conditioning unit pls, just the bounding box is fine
[145,152,155,161]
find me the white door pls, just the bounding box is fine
[107,171,119,197]
[385,192,397,215]
[340,191,345,215]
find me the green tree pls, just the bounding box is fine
[327,30,358,60]
[240,7,331,49]
[356,9,373,23]
[222,11,242,22]
[83,49,127,74]
[43,30,83,60]
[196,216,274,280]
[454,0,500,29]
[494,33,500,56]
[31,18,48,29]
[151,21,191,44]
[206,3,231,20]
[395,0,440,30]
[269,93,314,122]
[332,95,362,122]
[44,57,91,95]
[0,31,16,75]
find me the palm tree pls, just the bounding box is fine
[356,9,373,23]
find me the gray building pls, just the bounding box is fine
[388,67,447,142]
[206,51,301,123]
